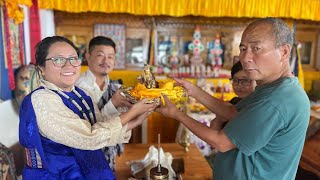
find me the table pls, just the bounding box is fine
[115,143,212,180]
[299,116,320,177]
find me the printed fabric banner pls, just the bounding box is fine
[0,7,11,99]
[0,6,26,100]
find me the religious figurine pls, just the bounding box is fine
[168,53,180,69]
[158,36,173,67]
[120,64,187,106]
[167,37,181,69]
[160,36,182,74]
[188,26,205,66]
[137,64,157,89]
[207,34,224,69]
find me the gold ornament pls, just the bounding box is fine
[120,64,187,105]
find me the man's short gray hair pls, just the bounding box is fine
[249,18,294,49]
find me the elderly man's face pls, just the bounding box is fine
[239,23,285,86]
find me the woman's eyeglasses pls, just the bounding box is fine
[45,57,82,67]
[230,78,252,86]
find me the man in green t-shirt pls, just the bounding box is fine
[156,18,310,179]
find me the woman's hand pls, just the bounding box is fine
[119,98,156,126]
[130,98,157,118]
[129,111,153,127]
[111,89,133,109]
[124,99,156,129]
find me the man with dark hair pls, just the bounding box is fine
[76,36,133,171]
[156,18,310,179]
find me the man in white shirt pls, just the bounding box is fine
[76,36,133,171]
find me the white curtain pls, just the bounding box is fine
[22,8,55,64]
[39,9,55,39]
[22,5,31,65]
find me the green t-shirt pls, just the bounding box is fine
[214,77,310,180]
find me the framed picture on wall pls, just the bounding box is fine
[125,28,150,69]
[56,25,92,65]
[295,30,318,70]
[94,24,126,69]
[3,18,24,69]
[66,35,88,64]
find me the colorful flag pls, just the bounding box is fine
[290,42,305,88]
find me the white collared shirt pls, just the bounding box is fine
[76,70,122,119]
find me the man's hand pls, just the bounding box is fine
[174,78,200,98]
[155,94,181,120]
[111,89,133,108]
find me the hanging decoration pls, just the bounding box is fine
[3,5,15,90]
[289,20,304,88]
[19,23,25,65]
[38,0,320,22]
[29,0,41,64]
[0,4,26,93]
[2,0,32,24]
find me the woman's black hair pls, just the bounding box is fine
[35,36,79,67]
[231,61,243,78]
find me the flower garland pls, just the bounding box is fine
[1,0,32,24]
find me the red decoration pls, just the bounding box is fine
[3,6,15,90]
[19,24,25,65]
[29,0,41,64]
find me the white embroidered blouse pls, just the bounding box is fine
[76,70,126,119]
[31,79,131,151]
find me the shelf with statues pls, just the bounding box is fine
[150,24,236,103]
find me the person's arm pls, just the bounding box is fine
[210,116,228,131]
[110,89,133,109]
[101,99,122,119]
[174,78,238,120]
[100,89,134,119]
[76,76,124,119]
[117,98,156,130]
[156,95,235,152]
[31,89,152,151]
[126,111,152,130]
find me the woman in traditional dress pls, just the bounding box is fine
[19,36,156,179]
